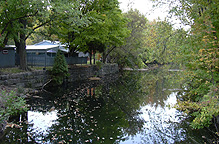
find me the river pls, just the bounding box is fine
[0,68,212,143]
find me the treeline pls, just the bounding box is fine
[152,0,219,140]
[0,0,185,71]
[1,0,219,137]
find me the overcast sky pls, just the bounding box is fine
[118,0,190,30]
[118,0,169,21]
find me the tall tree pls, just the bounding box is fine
[152,0,219,131]
[69,0,129,64]
[143,20,186,66]
[0,0,51,70]
[109,9,147,68]
[0,0,82,70]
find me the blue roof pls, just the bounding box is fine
[34,40,57,46]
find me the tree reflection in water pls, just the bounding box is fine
[0,67,210,143]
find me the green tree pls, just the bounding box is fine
[152,0,219,130]
[109,9,147,68]
[0,0,82,70]
[51,50,69,85]
[142,19,186,66]
[0,0,51,70]
[0,90,28,123]
[70,0,129,64]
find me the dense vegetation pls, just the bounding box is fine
[151,0,219,139]
[0,89,28,124]
[51,50,69,85]
[0,0,219,140]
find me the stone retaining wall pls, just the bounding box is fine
[0,70,48,88]
[0,64,119,88]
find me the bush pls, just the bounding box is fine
[51,50,69,85]
[96,61,103,70]
[0,90,28,123]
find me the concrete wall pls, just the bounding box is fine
[0,64,119,88]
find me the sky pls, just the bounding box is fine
[118,0,190,30]
[118,0,169,21]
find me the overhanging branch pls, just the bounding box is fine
[1,11,38,36]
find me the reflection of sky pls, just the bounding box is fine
[27,110,58,142]
[121,92,185,144]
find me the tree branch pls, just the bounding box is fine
[1,11,38,36]
[104,46,116,60]
[25,20,52,40]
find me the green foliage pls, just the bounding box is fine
[152,0,219,130]
[175,85,219,129]
[143,20,186,65]
[109,9,147,68]
[51,50,69,85]
[109,8,184,69]
[69,0,129,58]
[96,61,103,70]
[0,0,83,70]
[0,90,28,123]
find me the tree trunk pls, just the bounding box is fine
[14,19,29,71]
[15,37,28,71]
[102,46,116,63]
[102,51,106,63]
[89,52,92,65]
[93,52,96,64]
[19,34,28,71]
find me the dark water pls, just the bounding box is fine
[0,68,212,144]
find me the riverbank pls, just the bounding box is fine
[0,64,119,136]
[0,85,35,138]
[0,68,211,143]
[0,64,119,89]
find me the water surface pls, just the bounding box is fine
[1,69,210,143]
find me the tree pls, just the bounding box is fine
[51,50,69,85]
[0,0,82,70]
[0,0,51,70]
[68,0,129,64]
[152,0,219,131]
[108,9,147,68]
[142,20,186,66]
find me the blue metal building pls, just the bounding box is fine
[0,46,16,68]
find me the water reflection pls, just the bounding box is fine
[121,92,185,144]
[0,68,208,143]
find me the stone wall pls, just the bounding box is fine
[0,70,48,88]
[68,64,119,82]
[0,64,119,88]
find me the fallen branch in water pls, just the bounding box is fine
[41,79,52,94]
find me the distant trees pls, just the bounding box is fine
[143,20,186,66]
[0,0,129,69]
[152,0,219,132]
[109,9,147,68]
[109,9,183,69]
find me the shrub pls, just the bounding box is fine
[0,90,28,123]
[51,50,69,85]
[96,61,103,70]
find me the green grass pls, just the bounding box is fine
[31,66,52,70]
[0,67,24,74]
[0,66,53,74]
[0,63,102,74]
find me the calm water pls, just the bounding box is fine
[1,68,211,143]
